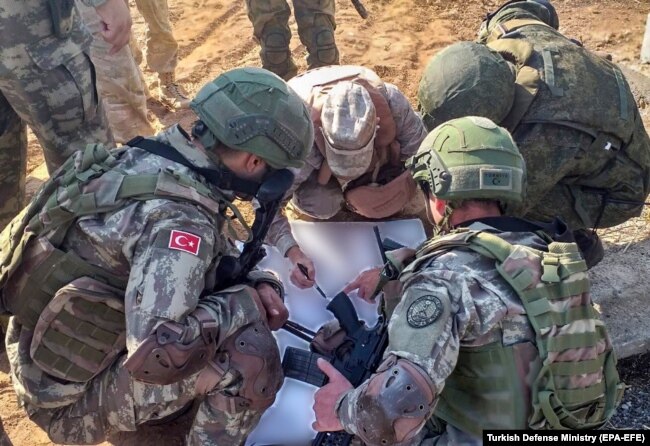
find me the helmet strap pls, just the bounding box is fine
[433,204,456,236]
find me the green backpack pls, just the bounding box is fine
[408,230,624,433]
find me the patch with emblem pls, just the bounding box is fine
[168,230,201,256]
[406,295,444,328]
[479,168,512,190]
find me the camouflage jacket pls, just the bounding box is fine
[478,3,650,229]
[7,125,277,409]
[266,83,428,256]
[337,218,548,444]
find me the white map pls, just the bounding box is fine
[246,219,426,445]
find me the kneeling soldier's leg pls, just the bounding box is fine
[188,321,283,446]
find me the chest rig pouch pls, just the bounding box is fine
[0,142,226,383]
[409,230,624,433]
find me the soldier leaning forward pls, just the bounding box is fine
[417,0,650,268]
[313,116,624,445]
[0,68,314,445]
[265,65,429,290]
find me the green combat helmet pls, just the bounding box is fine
[409,116,526,208]
[190,67,314,169]
[417,42,516,131]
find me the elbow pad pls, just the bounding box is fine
[124,307,218,385]
[354,355,436,445]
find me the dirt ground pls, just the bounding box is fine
[10,0,650,444]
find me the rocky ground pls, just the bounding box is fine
[609,352,650,429]
[7,0,650,444]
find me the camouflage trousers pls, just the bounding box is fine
[289,171,430,232]
[27,350,275,446]
[77,0,154,143]
[245,0,339,80]
[134,0,179,74]
[0,41,113,230]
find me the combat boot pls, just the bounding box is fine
[158,72,190,109]
[260,25,298,81]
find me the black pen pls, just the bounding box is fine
[297,263,327,299]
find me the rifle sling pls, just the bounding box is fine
[127,136,260,197]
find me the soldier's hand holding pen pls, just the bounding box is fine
[287,245,316,289]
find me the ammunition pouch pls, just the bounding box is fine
[124,307,219,385]
[3,236,127,330]
[30,277,126,383]
[48,0,76,38]
[204,321,283,413]
[345,169,417,219]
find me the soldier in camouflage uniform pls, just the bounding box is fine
[417,0,650,267]
[264,65,428,292]
[2,67,314,445]
[76,0,155,143]
[245,0,339,80]
[133,0,191,109]
[0,0,125,230]
[316,116,622,444]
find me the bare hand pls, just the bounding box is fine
[287,246,316,289]
[95,0,132,54]
[344,267,382,303]
[312,358,353,432]
[255,283,289,330]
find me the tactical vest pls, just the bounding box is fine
[485,19,650,228]
[289,66,416,219]
[402,230,624,434]
[0,143,228,383]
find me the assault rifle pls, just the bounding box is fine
[280,226,404,445]
[282,291,389,446]
[215,169,294,289]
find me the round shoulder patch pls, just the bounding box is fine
[406,295,444,328]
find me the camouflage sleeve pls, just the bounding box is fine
[124,200,221,353]
[265,145,322,256]
[337,269,473,434]
[384,83,428,159]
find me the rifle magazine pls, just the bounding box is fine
[282,347,328,387]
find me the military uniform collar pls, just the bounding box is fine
[152,124,221,171]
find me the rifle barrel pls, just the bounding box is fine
[282,320,317,342]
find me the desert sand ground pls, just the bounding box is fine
[7,0,650,444]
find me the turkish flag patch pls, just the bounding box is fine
[168,230,201,256]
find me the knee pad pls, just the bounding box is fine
[261,29,291,65]
[208,321,283,413]
[354,356,435,445]
[304,15,339,67]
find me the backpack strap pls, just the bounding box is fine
[487,39,541,132]
[486,18,553,43]
[126,136,260,198]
